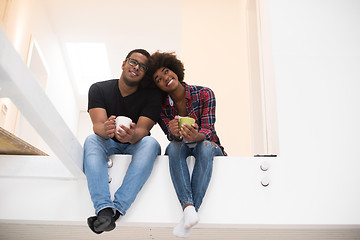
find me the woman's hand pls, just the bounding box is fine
[169,116,181,140]
[180,122,199,142]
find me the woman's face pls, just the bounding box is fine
[152,67,179,93]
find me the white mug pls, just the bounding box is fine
[115,116,132,133]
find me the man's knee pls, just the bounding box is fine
[140,136,161,154]
[84,134,101,146]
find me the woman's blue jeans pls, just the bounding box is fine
[165,140,224,212]
[83,134,160,215]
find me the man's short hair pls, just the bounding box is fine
[126,49,150,60]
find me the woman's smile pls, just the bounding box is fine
[166,78,174,87]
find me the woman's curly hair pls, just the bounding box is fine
[147,51,185,85]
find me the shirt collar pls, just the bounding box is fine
[167,82,190,107]
[182,82,191,101]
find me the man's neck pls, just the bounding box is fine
[118,78,138,97]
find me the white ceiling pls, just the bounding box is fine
[43,0,183,110]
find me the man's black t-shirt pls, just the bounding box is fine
[88,79,161,141]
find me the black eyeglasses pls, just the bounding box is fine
[126,58,148,72]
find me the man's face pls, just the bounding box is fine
[121,52,148,87]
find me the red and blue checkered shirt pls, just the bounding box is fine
[158,82,226,155]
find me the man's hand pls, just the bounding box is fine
[115,122,136,143]
[104,116,116,139]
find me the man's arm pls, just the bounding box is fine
[89,108,116,139]
[116,116,155,144]
[131,116,155,144]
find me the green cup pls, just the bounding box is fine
[178,116,195,128]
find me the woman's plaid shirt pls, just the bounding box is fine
[158,82,225,155]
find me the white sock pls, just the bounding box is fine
[173,217,192,238]
[183,205,199,230]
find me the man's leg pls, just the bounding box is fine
[83,134,119,233]
[113,136,160,215]
[84,134,117,214]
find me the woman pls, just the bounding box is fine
[148,51,226,238]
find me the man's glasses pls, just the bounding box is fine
[126,58,148,72]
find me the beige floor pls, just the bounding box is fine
[0,222,360,240]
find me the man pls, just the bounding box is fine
[83,49,162,234]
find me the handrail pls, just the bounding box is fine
[0,28,84,179]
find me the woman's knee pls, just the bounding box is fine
[165,141,182,155]
[197,140,213,151]
[196,141,217,158]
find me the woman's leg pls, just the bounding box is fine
[191,141,224,211]
[167,141,199,236]
[166,141,193,208]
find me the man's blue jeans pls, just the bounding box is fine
[83,134,160,215]
[165,140,224,212]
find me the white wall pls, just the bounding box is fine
[261,0,360,222]
[182,0,253,156]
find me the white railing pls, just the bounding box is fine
[0,28,84,178]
